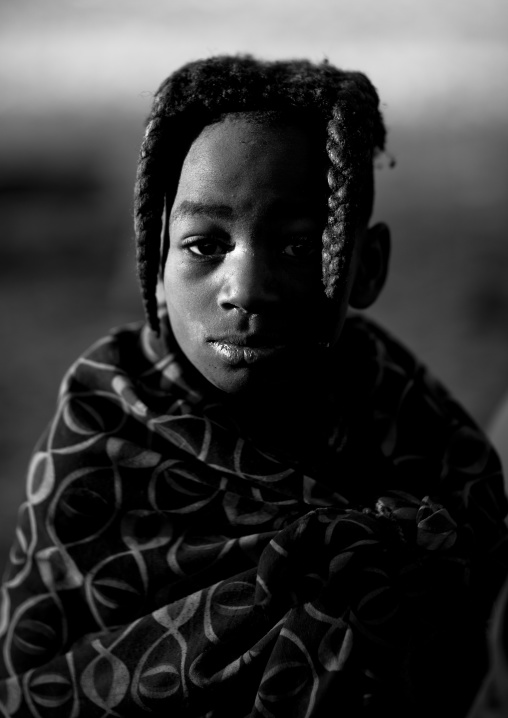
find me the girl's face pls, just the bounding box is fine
[164,116,355,395]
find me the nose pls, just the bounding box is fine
[217,247,281,314]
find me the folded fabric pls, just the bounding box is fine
[0,314,506,717]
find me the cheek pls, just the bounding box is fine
[163,258,191,332]
[162,257,213,345]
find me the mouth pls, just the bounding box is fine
[207,335,288,366]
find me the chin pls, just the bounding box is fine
[207,360,305,399]
[181,339,317,398]
[202,367,269,396]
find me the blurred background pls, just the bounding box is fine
[1,0,507,572]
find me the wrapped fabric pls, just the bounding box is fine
[467,573,508,718]
[0,313,507,717]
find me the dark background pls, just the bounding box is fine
[1,0,507,573]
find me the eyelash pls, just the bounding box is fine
[182,237,320,260]
[183,238,230,258]
[283,238,320,258]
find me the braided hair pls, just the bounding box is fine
[134,54,387,334]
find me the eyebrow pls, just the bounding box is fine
[170,197,327,225]
[170,200,234,222]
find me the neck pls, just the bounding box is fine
[223,370,337,463]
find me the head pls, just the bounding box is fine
[134,55,390,396]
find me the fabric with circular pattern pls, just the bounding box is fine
[0,313,507,717]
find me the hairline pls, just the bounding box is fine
[168,109,375,229]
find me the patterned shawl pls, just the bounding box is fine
[0,313,507,718]
[467,573,508,718]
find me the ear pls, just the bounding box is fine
[349,222,391,309]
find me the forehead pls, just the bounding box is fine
[170,116,328,216]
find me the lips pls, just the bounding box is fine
[207,334,288,366]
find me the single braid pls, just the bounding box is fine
[323,77,381,300]
[134,113,166,330]
[133,55,387,334]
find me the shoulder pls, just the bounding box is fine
[342,312,473,424]
[33,318,205,470]
[339,312,432,418]
[340,312,481,440]
[22,320,197,529]
[57,317,200,411]
[342,312,421,376]
[341,313,508,522]
[59,320,150,395]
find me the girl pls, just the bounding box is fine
[0,55,506,717]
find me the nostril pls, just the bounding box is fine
[218,257,280,314]
[221,302,249,314]
[219,287,280,314]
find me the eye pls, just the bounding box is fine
[282,237,320,258]
[184,238,230,258]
